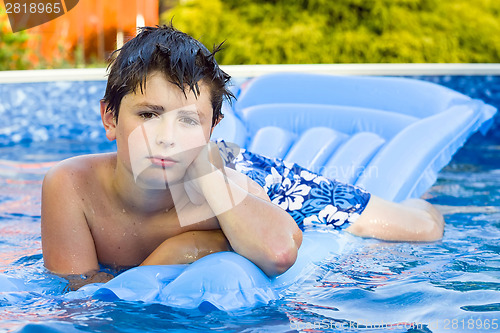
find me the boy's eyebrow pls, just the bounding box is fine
[177,109,205,120]
[134,102,205,119]
[134,102,164,111]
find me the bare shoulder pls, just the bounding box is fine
[42,153,117,215]
[43,153,116,191]
[224,167,271,201]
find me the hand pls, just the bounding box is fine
[184,142,226,205]
[64,271,114,291]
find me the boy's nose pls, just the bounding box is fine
[153,117,176,147]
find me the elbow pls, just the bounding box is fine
[264,228,302,276]
[265,248,297,276]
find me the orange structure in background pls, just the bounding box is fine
[25,0,159,67]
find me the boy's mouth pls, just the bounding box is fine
[149,156,179,167]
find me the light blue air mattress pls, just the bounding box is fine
[213,73,497,202]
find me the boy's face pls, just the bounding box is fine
[106,72,216,189]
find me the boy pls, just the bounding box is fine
[41,25,444,289]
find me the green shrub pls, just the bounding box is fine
[162,0,500,64]
[0,8,34,70]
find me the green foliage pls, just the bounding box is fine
[162,0,500,64]
[0,8,34,70]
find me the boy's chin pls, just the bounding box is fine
[135,180,169,190]
[134,169,185,190]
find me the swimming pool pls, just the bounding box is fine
[0,71,499,332]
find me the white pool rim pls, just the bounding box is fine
[1,63,500,83]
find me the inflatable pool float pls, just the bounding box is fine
[0,232,353,312]
[1,73,497,312]
[213,73,497,202]
[62,231,353,312]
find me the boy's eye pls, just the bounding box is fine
[139,112,158,120]
[180,117,200,126]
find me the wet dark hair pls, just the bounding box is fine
[102,24,234,127]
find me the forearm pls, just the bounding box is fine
[140,230,231,266]
[198,169,302,276]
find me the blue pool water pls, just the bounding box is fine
[0,75,499,332]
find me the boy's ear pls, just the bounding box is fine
[100,100,117,141]
[209,114,223,136]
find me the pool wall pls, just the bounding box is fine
[0,64,499,147]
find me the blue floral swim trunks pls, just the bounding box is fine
[216,140,371,231]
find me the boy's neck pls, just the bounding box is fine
[110,162,181,216]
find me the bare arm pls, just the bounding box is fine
[185,143,302,276]
[41,162,110,289]
[198,169,302,276]
[346,195,445,242]
[140,230,231,266]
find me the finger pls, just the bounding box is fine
[184,179,206,205]
[207,142,225,170]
